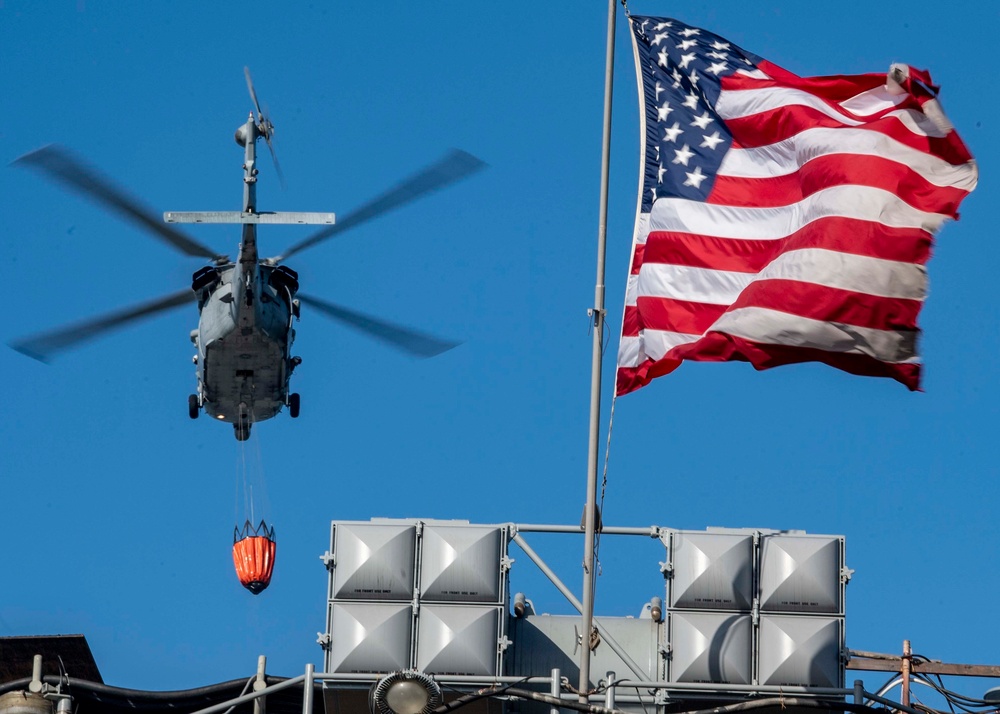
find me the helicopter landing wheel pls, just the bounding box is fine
[235,423,251,441]
[188,394,199,419]
[288,393,300,419]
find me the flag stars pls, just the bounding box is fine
[636,20,745,203]
[672,144,695,166]
[691,111,713,129]
[700,131,724,150]
[653,21,673,31]
[684,165,707,189]
[662,122,684,142]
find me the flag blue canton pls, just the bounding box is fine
[631,16,763,210]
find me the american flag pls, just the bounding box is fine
[616,16,978,395]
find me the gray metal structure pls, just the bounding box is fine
[11,69,484,440]
[17,524,988,714]
[664,529,848,689]
[317,519,848,714]
[322,520,510,678]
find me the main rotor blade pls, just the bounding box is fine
[274,149,486,262]
[11,289,195,362]
[14,145,224,261]
[244,66,264,121]
[298,294,461,358]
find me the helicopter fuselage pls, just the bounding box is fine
[192,259,298,429]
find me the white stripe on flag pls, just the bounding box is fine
[718,127,977,189]
[627,329,701,363]
[638,263,755,305]
[837,85,908,116]
[717,86,946,137]
[711,307,919,363]
[617,334,644,368]
[638,248,927,303]
[757,249,927,300]
[648,185,950,238]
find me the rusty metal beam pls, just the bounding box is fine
[847,658,1000,678]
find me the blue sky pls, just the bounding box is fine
[1,0,997,702]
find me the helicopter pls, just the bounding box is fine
[11,68,484,441]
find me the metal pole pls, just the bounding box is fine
[253,656,267,714]
[901,640,911,708]
[29,655,43,693]
[604,672,617,710]
[580,0,618,702]
[302,663,315,714]
[551,668,562,714]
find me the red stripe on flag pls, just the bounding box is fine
[621,304,642,337]
[642,219,933,272]
[744,62,889,104]
[616,335,921,395]
[708,154,969,216]
[730,279,923,332]
[630,242,645,275]
[633,298,727,336]
[723,103,974,165]
[669,333,921,389]
[616,357,682,396]
[628,282,921,344]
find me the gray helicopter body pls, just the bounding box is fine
[191,261,297,428]
[11,69,482,441]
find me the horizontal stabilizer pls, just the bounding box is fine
[164,211,335,225]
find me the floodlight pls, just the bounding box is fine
[369,670,442,714]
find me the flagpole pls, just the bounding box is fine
[579,0,617,702]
